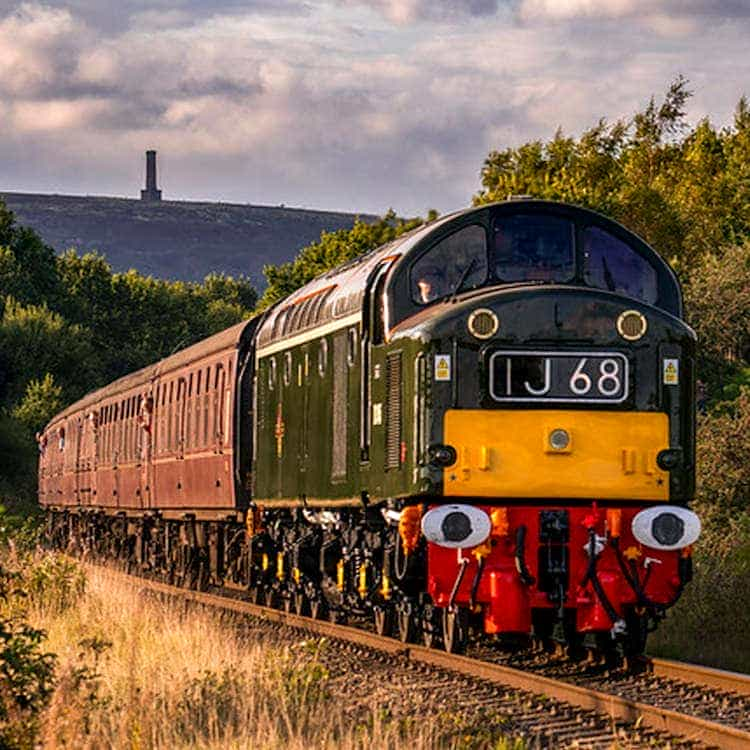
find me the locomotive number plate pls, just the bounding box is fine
[488,351,628,403]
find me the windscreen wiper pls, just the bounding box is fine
[450,257,477,302]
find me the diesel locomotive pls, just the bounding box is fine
[40,199,700,657]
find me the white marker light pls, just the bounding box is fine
[421,504,491,549]
[631,506,701,551]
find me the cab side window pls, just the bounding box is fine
[583,226,658,305]
[410,225,488,304]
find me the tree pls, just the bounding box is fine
[12,375,63,434]
[0,201,60,308]
[476,78,750,271]
[685,241,750,401]
[258,210,432,309]
[0,298,100,407]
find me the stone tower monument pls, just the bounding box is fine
[141,150,162,201]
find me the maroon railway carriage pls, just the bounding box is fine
[39,321,258,564]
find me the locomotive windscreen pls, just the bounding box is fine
[583,226,659,304]
[492,214,575,283]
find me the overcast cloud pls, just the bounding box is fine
[1,1,749,216]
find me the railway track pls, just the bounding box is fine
[93,562,750,749]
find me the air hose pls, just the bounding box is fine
[581,529,621,627]
[469,555,486,609]
[611,537,690,610]
[515,525,536,586]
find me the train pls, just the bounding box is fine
[39,199,700,659]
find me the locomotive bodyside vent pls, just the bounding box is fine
[331,332,348,479]
[385,352,403,470]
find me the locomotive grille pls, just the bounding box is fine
[385,352,402,470]
[332,333,348,479]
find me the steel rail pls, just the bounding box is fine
[104,568,750,750]
[648,656,750,698]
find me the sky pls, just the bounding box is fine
[1,1,750,217]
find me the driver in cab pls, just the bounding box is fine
[415,267,448,303]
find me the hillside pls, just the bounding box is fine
[0,192,375,285]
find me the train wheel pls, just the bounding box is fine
[196,559,210,592]
[373,605,393,637]
[310,598,327,620]
[622,611,649,668]
[293,592,308,616]
[328,607,346,625]
[442,607,469,654]
[421,603,441,649]
[396,600,416,643]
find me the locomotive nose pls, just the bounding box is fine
[421,504,491,548]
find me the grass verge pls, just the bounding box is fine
[1,551,527,749]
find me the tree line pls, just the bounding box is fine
[0,214,257,502]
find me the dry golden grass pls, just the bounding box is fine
[14,562,451,750]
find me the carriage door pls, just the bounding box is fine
[300,344,310,485]
[140,392,154,508]
[74,417,85,506]
[361,260,393,462]
[79,412,97,506]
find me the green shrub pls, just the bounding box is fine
[23,554,86,615]
[12,374,63,434]
[0,618,56,750]
[649,542,750,672]
[173,667,250,744]
[693,388,750,555]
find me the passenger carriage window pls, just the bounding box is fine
[168,382,174,451]
[186,374,193,449]
[583,226,658,305]
[194,373,201,448]
[318,338,328,376]
[410,224,488,304]
[215,365,224,443]
[203,368,211,447]
[492,213,574,283]
[347,328,358,366]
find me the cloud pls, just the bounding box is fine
[519,0,750,27]
[338,0,503,24]
[0,0,749,217]
[347,0,750,27]
[0,3,85,96]
[0,0,311,33]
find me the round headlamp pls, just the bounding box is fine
[468,308,499,340]
[617,310,647,341]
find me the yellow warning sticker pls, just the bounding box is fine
[435,354,451,381]
[663,358,679,385]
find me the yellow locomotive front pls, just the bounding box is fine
[384,200,699,655]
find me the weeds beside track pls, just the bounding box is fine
[94,561,750,749]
